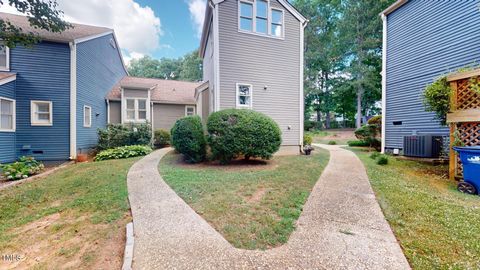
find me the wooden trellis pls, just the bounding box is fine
[447,69,480,180]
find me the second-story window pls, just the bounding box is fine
[240,2,253,31]
[271,9,284,37]
[0,41,9,71]
[256,0,268,34]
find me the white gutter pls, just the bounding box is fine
[381,0,409,16]
[69,41,77,160]
[381,14,387,154]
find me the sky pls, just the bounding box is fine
[0,0,208,63]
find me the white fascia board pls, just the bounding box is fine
[380,0,409,16]
[381,14,387,154]
[0,75,16,86]
[74,31,113,44]
[69,42,77,159]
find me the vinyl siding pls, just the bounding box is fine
[203,29,215,114]
[217,0,301,145]
[76,34,127,151]
[153,104,187,130]
[0,80,16,163]
[385,0,480,149]
[11,42,71,161]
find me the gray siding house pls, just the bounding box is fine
[107,77,199,131]
[381,0,480,153]
[198,0,307,154]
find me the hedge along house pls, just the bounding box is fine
[197,0,307,154]
[106,77,200,130]
[0,12,127,163]
[381,1,480,154]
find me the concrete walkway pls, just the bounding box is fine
[127,145,410,270]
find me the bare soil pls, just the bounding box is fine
[173,155,279,172]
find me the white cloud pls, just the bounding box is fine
[187,0,206,39]
[123,51,145,65]
[1,1,163,59]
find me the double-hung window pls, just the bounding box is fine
[31,101,53,126]
[125,98,148,122]
[0,97,15,131]
[256,0,268,34]
[239,2,253,31]
[238,0,284,38]
[236,84,253,108]
[0,41,9,71]
[271,9,284,37]
[185,106,195,116]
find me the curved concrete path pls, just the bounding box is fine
[127,145,410,270]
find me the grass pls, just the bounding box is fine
[0,157,139,269]
[159,149,329,250]
[306,129,356,145]
[351,148,480,269]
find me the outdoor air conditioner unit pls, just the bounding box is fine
[403,135,444,158]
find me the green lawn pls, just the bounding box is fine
[0,157,139,269]
[159,149,329,250]
[352,148,480,269]
[306,129,356,145]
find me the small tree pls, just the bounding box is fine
[423,77,451,125]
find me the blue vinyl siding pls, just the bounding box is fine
[76,34,127,151]
[11,42,71,161]
[0,80,16,163]
[385,0,480,149]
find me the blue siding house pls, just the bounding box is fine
[0,13,127,163]
[381,0,480,153]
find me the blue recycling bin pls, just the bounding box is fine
[453,147,480,195]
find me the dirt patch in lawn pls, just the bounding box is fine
[1,212,128,270]
[173,154,279,172]
[245,187,270,203]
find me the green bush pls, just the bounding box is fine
[348,140,370,147]
[0,156,44,181]
[423,76,451,125]
[94,145,152,161]
[154,129,171,148]
[207,109,281,164]
[376,155,389,165]
[328,141,337,145]
[304,120,314,131]
[370,152,381,160]
[97,123,152,150]
[355,125,381,151]
[368,115,382,126]
[171,116,206,163]
[303,134,313,146]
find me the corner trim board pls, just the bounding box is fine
[213,2,221,112]
[69,42,77,159]
[381,14,387,154]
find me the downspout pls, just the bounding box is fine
[381,14,387,154]
[69,41,77,160]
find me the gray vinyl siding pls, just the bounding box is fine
[203,29,215,114]
[153,104,187,131]
[124,89,149,98]
[385,0,480,150]
[217,0,301,146]
[109,101,121,124]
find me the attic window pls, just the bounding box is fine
[0,41,9,71]
[238,0,284,38]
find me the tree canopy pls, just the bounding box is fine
[0,0,71,48]
[294,0,393,128]
[128,50,202,82]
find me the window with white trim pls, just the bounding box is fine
[236,84,252,108]
[185,106,195,116]
[271,9,284,37]
[125,98,148,122]
[0,97,15,131]
[0,41,9,71]
[238,0,284,38]
[84,105,91,127]
[239,2,253,31]
[256,0,268,34]
[31,101,52,126]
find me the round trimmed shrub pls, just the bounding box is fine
[171,116,206,163]
[154,129,171,148]
[207,109,281,163]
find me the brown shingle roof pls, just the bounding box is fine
[0,72,16,81]
[1,12,112,43]
[107,76,200,105]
